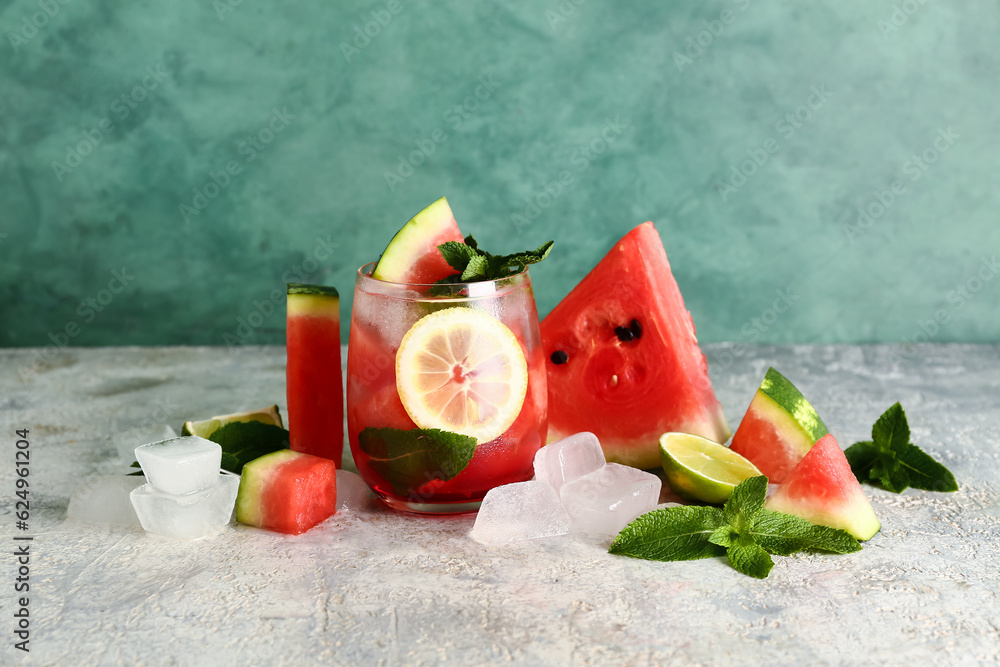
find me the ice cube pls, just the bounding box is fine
[469,480,571,546]
[134,436,222,495]
[130,475,240,539]
[533,432,606,492]
[336,470,373,512]
[560,463,662,536]
[67,475,146,526]
[111,423,178,462]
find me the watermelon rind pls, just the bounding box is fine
[235,449,301,528]
[287,283,339,298]
[372,196,459,283]
[759,367,828,442]
[287,284,340,319]
[765,435,881,541]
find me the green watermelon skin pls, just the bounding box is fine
[541,222,730,469]
[766,434,881,541]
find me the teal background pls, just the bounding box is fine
[2,0,998,349]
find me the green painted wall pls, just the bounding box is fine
[3,0,998,352]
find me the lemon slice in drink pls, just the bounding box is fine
[396,307,528,444]
[659,432,762,505]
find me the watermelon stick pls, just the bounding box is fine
[286,284,344,466]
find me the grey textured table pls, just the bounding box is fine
[1,344,999,666]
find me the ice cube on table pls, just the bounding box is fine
[469,480,571,546]
[130,475,240,539]
[67,475,146,526]
[111,424,178,462]
[533,432,606,492]
[559,463,662,536]
[134,436,222,495]
[336,470,373,512]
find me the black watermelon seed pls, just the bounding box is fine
[551,350,569,365]
[614,326,634,342]
[630,319,642,339]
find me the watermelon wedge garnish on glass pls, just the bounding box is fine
[541,222,730,469]
[286,284,343,465]
[370,196,464,283]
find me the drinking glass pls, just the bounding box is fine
[346,262,547,514]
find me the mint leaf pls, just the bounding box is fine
[723,474,768,526]
[129,421,289,475]
[609,506,726,561]
[898,445,958,492]
[438,241,478,271]
[849,403,957,493]
[207,421,290,474]
[436,237,554,283]
[358,427,476,496]
[610,476,863,580]
[727,540,774,579]
[460,254,489,281]
[844,441,879,480]
[707,524,737,549]
[873,402,910,455]
[752,510,861,556]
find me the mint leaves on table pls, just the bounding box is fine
[610,476,861,579]
[844,403,957,493]
[357,427,476,496]
[129,421,290,475]
[437,235,554,283]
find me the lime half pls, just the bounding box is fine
[659,432,761,505]
[181,405,284,439]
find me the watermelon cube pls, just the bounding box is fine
[236,449,338,535]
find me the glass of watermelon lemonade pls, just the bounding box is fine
[347,262,547,514]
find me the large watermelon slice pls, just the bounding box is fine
[766,434,881,541]
[286,284,343,466]
[729,368,828,484]
[541,222,730,469]
[371,196,464,284]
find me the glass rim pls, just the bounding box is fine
[355,261,531,289]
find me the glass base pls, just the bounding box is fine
[377,494,482,515]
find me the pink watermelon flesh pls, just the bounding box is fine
[766,434,881,541]
[541,222,730,469]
